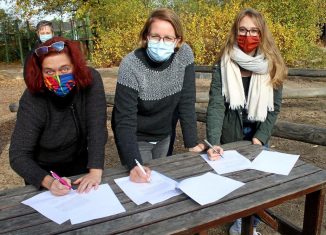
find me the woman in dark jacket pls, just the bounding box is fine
[10,37,108,196]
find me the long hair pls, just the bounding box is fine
[139,8,184,49]
[219,8,287,88]
[25,36,93,94]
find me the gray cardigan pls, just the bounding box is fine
[9,68,108,188]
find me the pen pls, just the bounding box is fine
[135,159,151,182]
[50,171,72,190]
[204,139,224,158]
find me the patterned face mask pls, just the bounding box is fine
[43,73,76,97]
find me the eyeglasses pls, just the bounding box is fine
[238,27,260,36]
[148,34,178,45]
[35,41,65,57]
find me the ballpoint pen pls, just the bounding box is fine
[50,171,72,190]
[204,139,224,158]
[135,159,151,182]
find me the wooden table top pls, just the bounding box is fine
[1,141,326,235]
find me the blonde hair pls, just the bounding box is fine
[219,8,287,88]
[139,8,184,49]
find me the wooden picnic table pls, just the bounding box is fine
[0,141,325,235]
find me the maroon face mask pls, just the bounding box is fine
[237,35,260,53]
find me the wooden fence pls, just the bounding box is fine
[194,65,326,79]
[105,66,326,146]
[7,66,326,146]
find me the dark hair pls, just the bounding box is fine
[24,36,93,93]
[36,20,54,33]
[139,8,184,49]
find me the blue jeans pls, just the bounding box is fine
[243,125,269,147]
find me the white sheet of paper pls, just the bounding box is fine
[22,184,126,224]
[250,150,300,175]
[201,150,252,174]
[177,172,244,205]
[22,190,75,224]
[148,188,183,204]
[114,170,179,205]
[68,184,126,224]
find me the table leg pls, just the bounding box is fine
[242,215,254,235]
[198,230,208,235]
[302,188,325,235]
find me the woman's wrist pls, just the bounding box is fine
[42,175,55,190]
[89,168,103,176]
[189,143,206,152]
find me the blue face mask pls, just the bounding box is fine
[44,73,76,97]
[146,40,176,62]
[39,34,53,43]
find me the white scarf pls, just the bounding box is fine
[220,46,274,122]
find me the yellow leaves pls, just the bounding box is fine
[90,0,324,67]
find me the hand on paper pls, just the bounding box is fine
[207,145,224,161]
[252,138,262,145]
[130,165,151,183]
[46,175,71,196]
[189,143,206,152]
[73,169,102,193]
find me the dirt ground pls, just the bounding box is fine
[0,62,326,234]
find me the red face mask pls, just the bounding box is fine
[237,35,260,53]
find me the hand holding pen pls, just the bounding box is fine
[50,171,72,189]
[204,139,224,161]
[129,159,151,183]
[45,171,72,196]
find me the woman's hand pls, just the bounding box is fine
[207,145,224,161]
[252,138,262,145]
[42,175,71,196]
[73,169,102,193]
[189,143,206,152]
[129,165,151,183]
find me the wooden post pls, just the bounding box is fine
[70,19,76,40]
[85,14,93,62]
[26,20,31,51]
[15,20,24,65]
[3,21,10,63]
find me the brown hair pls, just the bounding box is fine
[219,8,287,88]
[139,8,184,49]
[36,20,54,34]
